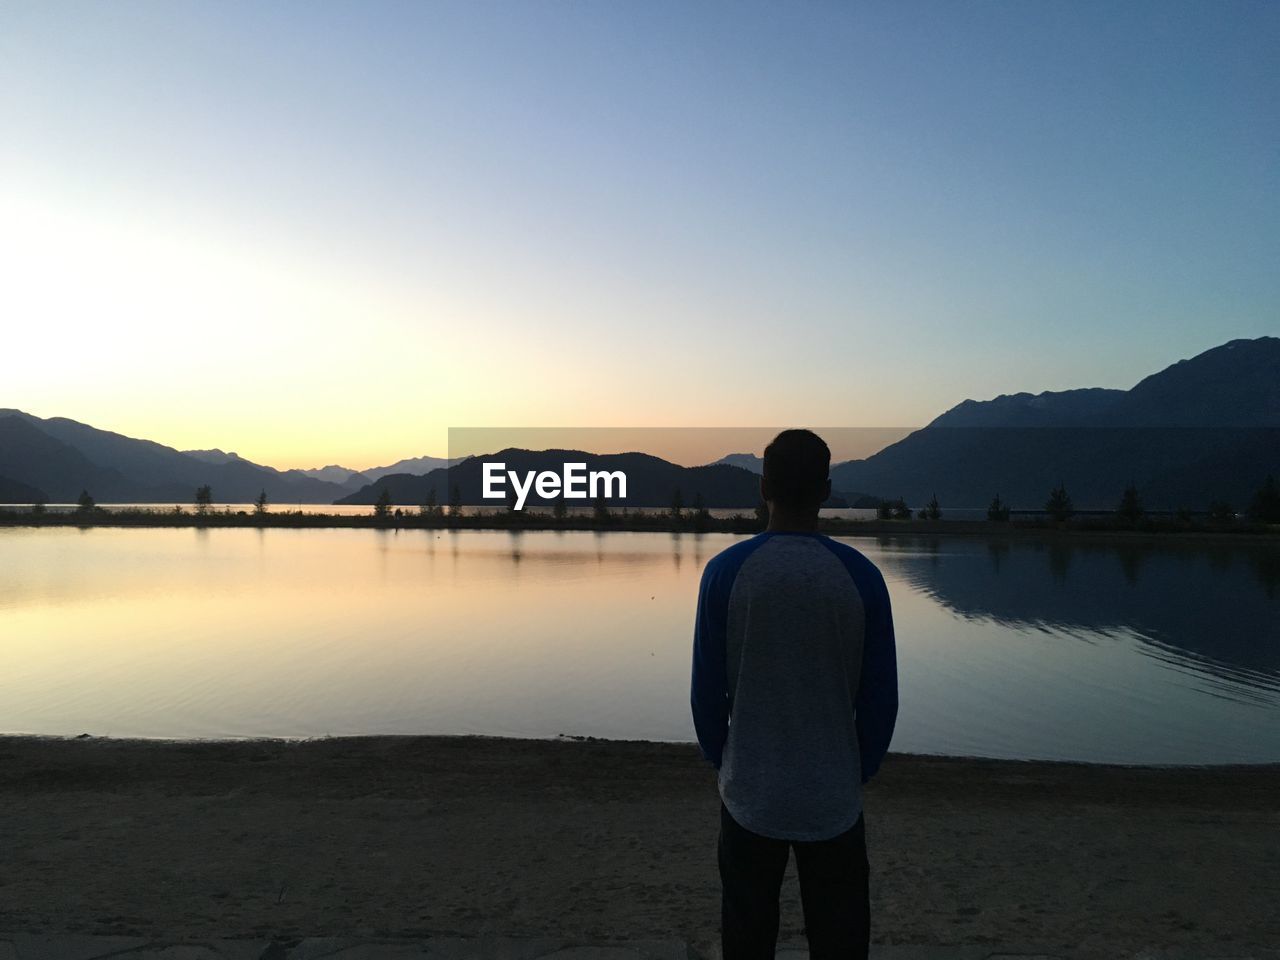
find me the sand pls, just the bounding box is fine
[1,735,1277,958]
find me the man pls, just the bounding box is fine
[691,428,898,959]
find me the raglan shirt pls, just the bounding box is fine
[691,532,898,841]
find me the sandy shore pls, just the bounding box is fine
[1,736,1277,958]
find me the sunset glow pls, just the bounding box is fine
[2,2,1275,469]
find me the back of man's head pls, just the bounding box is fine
[762,429,831,509]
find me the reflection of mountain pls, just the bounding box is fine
[830,338,1280,508]
[873,536,1280,693]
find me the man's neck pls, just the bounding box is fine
[766,507,820,533]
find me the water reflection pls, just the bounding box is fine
[1,527,1277,763]
[869,535,1280,700]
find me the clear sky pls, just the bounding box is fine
[2,1,1276,469]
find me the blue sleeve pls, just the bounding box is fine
[691,556,732,769]
[854,566,898,783]
[821,539,899,783]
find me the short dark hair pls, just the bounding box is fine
[762,429,830,508]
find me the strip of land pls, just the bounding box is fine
[2,508,1276,540]
[2,736,1277,958]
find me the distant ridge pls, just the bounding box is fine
[712,453,764,474]
[927,388,1124,429]
[0,473,47,503]
[3,338,1276,510]
[361,455,457,483]
[337,448,877,509]
[183,448,248,466]
[0,410,351,504]
[338,448,766,508]
[295,464,370,487]
[830,337,1280,509]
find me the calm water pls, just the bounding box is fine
[5,503,886,519]
[2,527,1277,764]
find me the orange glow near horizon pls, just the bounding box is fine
[0,179,918,470]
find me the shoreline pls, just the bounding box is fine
[3,734,1277,957]
[2,509,1276,541]
[7,731,1280,770]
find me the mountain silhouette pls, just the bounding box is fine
[0,415,139,501]
[337,448,766,508]
[712,453,764,474]
[337,448,880,508]
[182,448,248,466]
[295,464,371,487]
[362,455,457,482]
[4,337,1276,509]
[0,410,351,504]
[829,337,1280,509]
[0,472,48,503]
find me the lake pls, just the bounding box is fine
[2,527,1277,764]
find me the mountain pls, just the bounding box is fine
[338,449,770,508]
[0,410,352,504]
[0,473,48,503]
[7,337,1273,510]
[0,415,140,502]
[340,448,880,508]
[927,388,1125,429]
[1109,338,1280,427]
[830,337,1280,509]
[362,455,456,483]
[705,452,877,507]
[713,453,764,474]
[296,464,371,488]
[183,448,249,466]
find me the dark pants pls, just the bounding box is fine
[718,801,870,960]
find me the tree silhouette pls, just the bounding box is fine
[693,491,710,519]
[254,489,269,516]
[1045,483,1074,522]
[876,500,892,521]
[421,487,439,519]
[1116,484,1144,526]
[31,498,46,517]
[76,490,95,514]
[373,487,392,519]
[987,493,1010,522]
[1249,475,1280,523]
[195,485,213,517]
[891,497,911,520]
[1208,499,1234,522]
[670,487,684,519]
[449,483,463,518]
[592,493,611,524]
[553,498,568,522]
[923,493,941,521]
[693,492,711,531]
